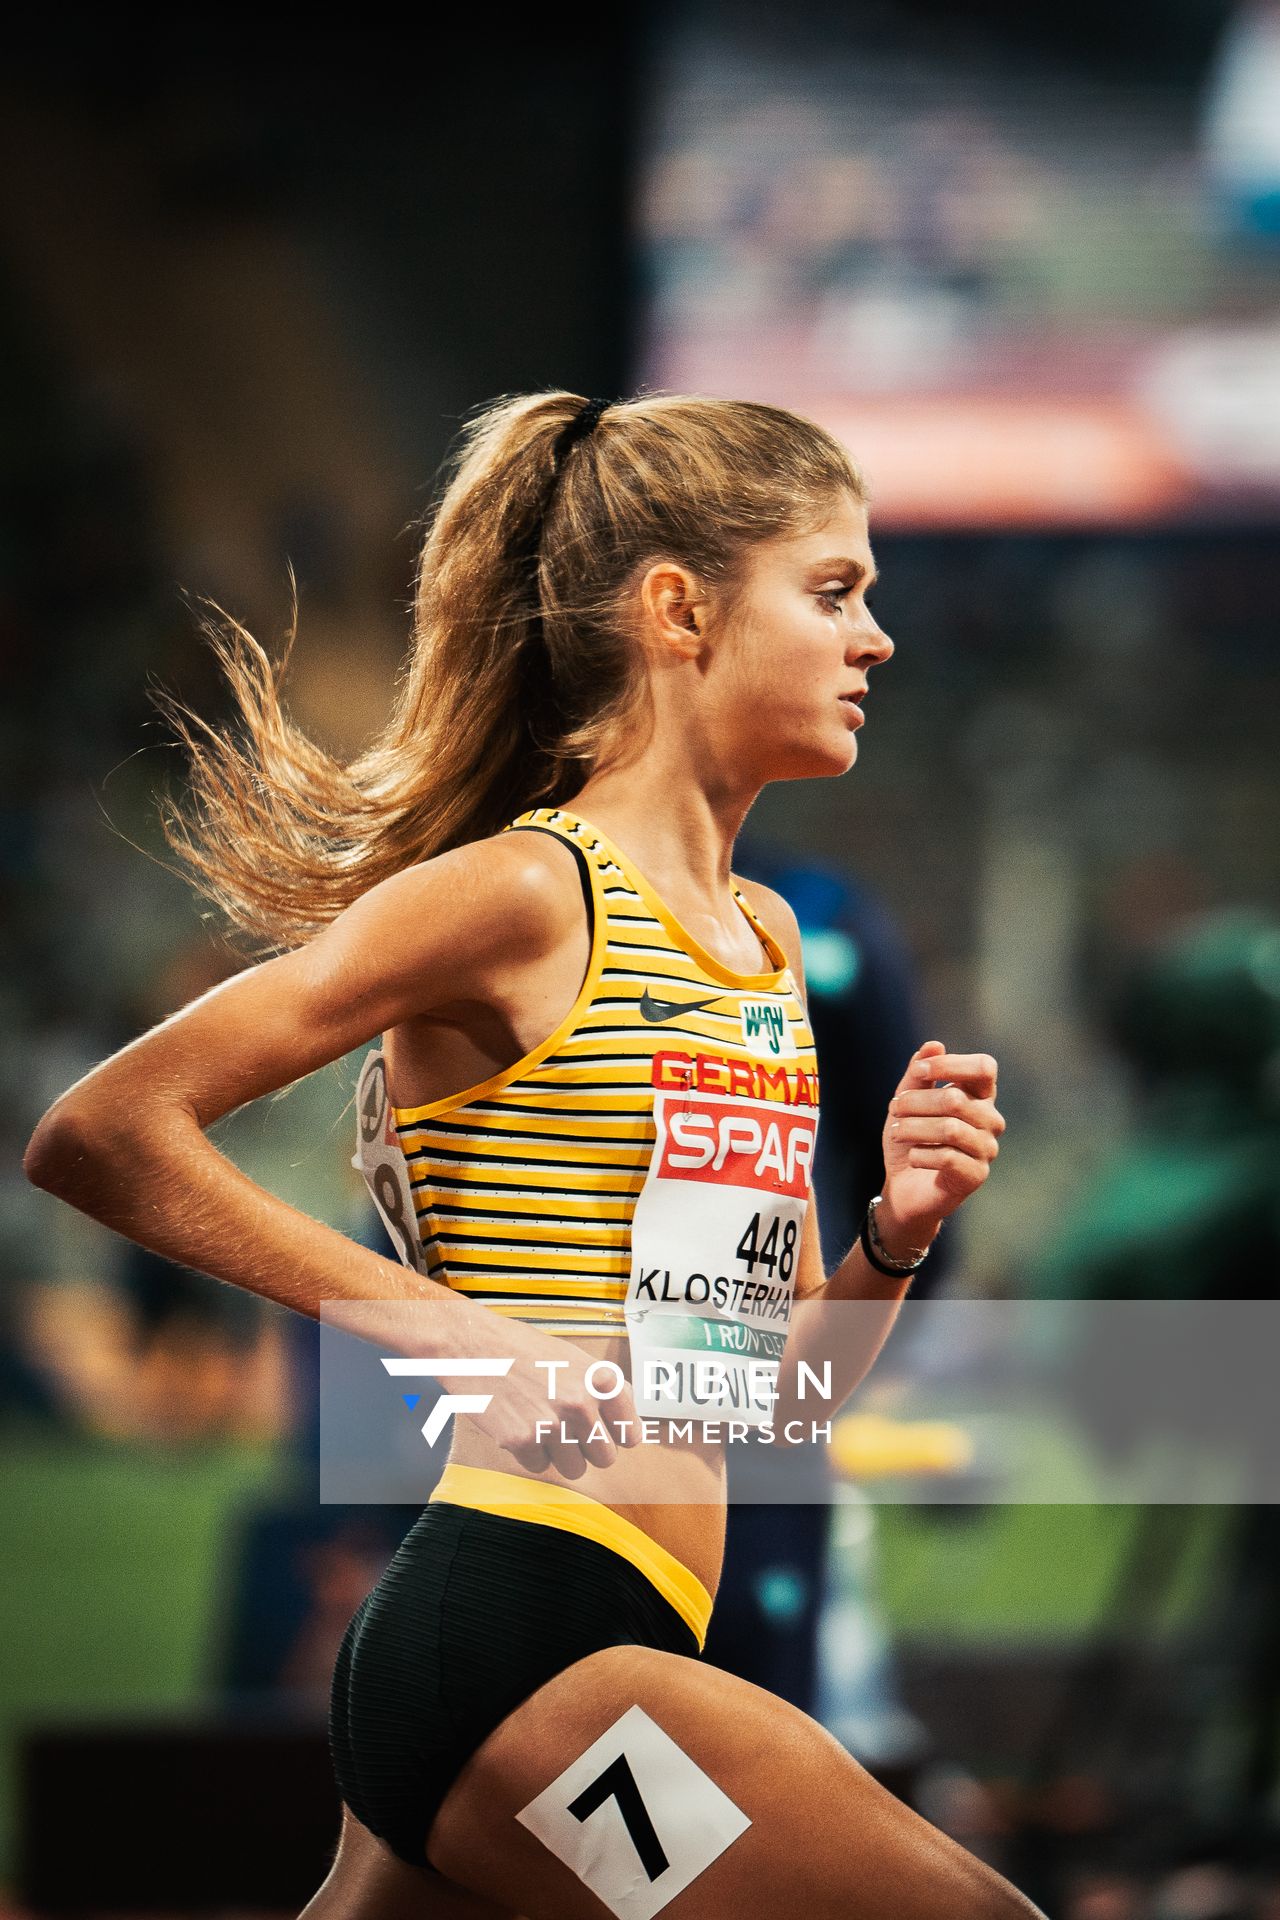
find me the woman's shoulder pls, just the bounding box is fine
[302,830,590,1039]
[387,829,587,961]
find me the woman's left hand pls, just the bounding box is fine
[878,1040,1005,1253]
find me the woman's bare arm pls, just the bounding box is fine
[23,831,644,1469]
[21,834,586,1370]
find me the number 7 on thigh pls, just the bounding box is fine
[426,1644,1045,1920]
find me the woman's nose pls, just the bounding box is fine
[855,618,894,665]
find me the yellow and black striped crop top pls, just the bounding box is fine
[386,807,820,1338]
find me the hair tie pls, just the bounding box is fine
[550,396,612,471]
[518,397,616,718]
[521,398,613,564]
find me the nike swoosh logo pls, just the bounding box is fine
[639,989,725,1024]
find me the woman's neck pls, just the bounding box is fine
[564,759,760,922]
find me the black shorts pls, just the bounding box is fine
[328,1464,711,1869]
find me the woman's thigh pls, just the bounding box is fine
[427,1644,1045,1920]
[299,1802,527,1920]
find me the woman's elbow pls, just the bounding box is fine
[23,1102,99,1195]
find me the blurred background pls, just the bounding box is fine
[4,4,1280,1915]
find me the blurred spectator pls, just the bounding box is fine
[1025,909,1280,1861]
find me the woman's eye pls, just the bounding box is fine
[817,587,852,613]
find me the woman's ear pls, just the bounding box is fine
[639,561,711,661]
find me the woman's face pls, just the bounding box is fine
[718,492,893,784]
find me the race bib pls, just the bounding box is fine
[352,1046,428,1274]
[624,1083,817,1426]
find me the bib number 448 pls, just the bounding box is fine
[735,1210,798,1282]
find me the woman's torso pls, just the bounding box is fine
[376,807,820,1601]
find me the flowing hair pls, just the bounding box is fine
[154,389,866,954]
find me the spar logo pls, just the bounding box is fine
[381,1357,514,1444]
[739,997,797,1059]
[657,1092,816,1199]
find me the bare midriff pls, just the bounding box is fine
[448,1329,728,1602]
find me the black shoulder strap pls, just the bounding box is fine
[504,823,595,944]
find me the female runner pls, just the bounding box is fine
[25,392,1040,1919]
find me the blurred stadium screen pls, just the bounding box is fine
[637,3,1280,527]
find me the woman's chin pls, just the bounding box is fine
[761,740,858,783]
[807,734,859,779]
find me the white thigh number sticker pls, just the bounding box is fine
[516,1704,750,1919]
